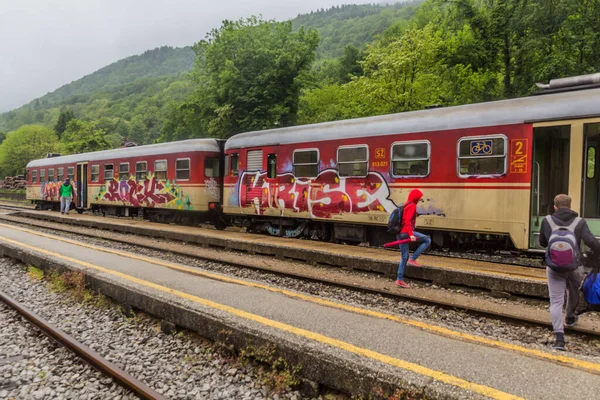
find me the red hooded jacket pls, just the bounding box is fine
[400,189,423,237]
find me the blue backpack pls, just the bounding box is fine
[544,215,582,271]
[582,272,600,311]
[387,205,404,234]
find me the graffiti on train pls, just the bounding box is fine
[238,169,398,218]
[95,175,193,210]
[41,181,61,201]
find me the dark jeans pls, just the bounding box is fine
[397,232,431,281]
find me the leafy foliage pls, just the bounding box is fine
[0,125,59,176]
[164,17,319,139]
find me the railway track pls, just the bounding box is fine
[0,209,598,339]
[0,289,165,400]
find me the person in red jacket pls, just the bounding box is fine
[396,189,431,288]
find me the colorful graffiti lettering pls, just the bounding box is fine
[96,174,193,210]
[238,168,399,218]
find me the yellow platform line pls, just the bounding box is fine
[0,222,597,376]
[0,234,522,400]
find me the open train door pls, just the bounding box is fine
[76,162,88,211]
[581,122,600,238]
[529,125,571,249]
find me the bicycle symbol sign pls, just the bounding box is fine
[470,140,493,155]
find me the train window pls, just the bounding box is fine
[293,149,319,177]
[267,154,277,179]
[119,163,130,180]
[90,165,100,182]
[57,168,64,182]
[176,159,191,180]
[67,167,74,180]
[32,170,37,184]
[136,162,147,181]
[154,160,167,180]
[458,136,507,177]
[48,168,54,182]
[231,154,239,176]
[40,169,46,182]
[391,141,430,177]
[204,157,220,178]
[104,164,114,181]
[587,147,596,179]
[337,146,368,177]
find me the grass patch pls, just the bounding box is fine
[26,266,44,280]
[215,330,302,394]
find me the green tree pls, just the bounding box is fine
[0,125,59,176]
[60,119,112,154]
[53,109,75,139]
[347,23,444,115]
[183,16,320,138]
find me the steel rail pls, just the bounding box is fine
[0,290,166,400]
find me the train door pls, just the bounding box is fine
[529,125,571,248]
[76,162,88,209]
[245,149,264,207]
[582,122,600,235]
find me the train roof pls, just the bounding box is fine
[224,87,600,150]
[27,138,221,168]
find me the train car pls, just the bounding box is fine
[26,139,224,225]
[223,81,600,251]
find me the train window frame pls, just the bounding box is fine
[90,165,100,182]
[32,170,37,184]
[104,164,114,181]
[40,169,46,182]
[67,167,74,181]
[176,158,191,181]
[293,148,320,178]
[48,168,55,182]
[230,153,239,176]
[204,157,220,178]
[336,145,369,177]
[119,163,130,181]
[390,140,431,178]
[457,135,507,178]
[136,162,148,181]
[57,167,64,182]
[154,160,167,180]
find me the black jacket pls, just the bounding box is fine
[539,208,600,253]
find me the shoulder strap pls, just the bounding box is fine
[545,215,559,231]
[545,215,582,232]
[566,217,583,231]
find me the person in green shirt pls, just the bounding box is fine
[60,178,74,215]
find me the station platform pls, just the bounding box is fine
[13,210,548,298]
[0,223,599,399]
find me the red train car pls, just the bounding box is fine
[27,139,224,224]
[223,87,600,250]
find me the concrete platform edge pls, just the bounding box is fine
[0,240,487,400]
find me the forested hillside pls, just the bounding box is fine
[1,0,599,177]
[292,2,419,59]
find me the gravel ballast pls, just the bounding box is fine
[0,258,305,400]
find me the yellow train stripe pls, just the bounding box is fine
[0,222,597,376]
[0,234,522,400]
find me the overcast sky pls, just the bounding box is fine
[0,0,379,113]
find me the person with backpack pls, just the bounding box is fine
[388,189,431,289]
[539,194,600,351]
